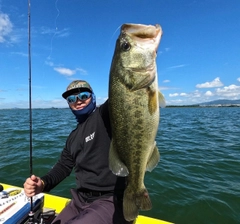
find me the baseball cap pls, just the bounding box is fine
[62,80,93,99]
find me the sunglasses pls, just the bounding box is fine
[66,92,92,104]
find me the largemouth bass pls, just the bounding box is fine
[108,23,165,221]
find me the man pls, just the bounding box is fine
[24,80,130,224]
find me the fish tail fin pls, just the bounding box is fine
[123,187,152,221]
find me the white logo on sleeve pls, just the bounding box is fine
[85,132,95,142]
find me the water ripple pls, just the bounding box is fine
[0,107,240,223]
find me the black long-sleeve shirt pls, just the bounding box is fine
[41,101,124,193]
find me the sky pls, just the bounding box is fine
[0,0,240,109]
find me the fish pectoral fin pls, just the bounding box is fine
[158,91,166,108]
[109,141,129,176]
[146,142,160,172]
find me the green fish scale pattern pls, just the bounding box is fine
[110,82,159,189]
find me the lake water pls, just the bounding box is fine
[0,107,239,224]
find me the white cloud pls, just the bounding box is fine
[192,90,201,98]
[54,67,76,76]
[205,90,213,96]
[159,86,171,91]
[45,60,55,67]
[196,77,223,88]
[163,80,170,83]
[167,64,187,70]
[0,12,13,43]
[166,83,240,106]
[237,77,240,82]
[76,68,87,75]
[169,93,179,97]
[10,51,28,57]
[47,60,87,77]
[215,85,240,98]
[53,66,87,77]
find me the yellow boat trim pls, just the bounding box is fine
[1,183,173,224]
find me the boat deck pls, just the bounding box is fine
[1,183,173,224]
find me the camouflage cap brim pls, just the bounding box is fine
[62,80,92,99]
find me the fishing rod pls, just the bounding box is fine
[26,1,55,223]
[27,0,35,223]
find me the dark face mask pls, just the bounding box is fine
[70,93,96,123]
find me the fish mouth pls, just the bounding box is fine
[130,65,155,73]
[121,23,162,51]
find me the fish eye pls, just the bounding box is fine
[121,42,131,51]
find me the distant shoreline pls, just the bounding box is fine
[1,105,240,110]
[166,104,240,108]
[1,99,240,110]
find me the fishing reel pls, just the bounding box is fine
[26,209,56,224]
